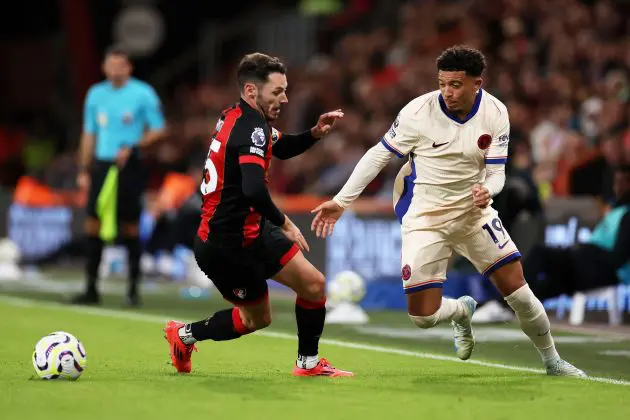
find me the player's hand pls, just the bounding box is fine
[311,109,344,139]
[76,171,90,191]
[116,147,132,168]
[310,200,344,238]
[281,215,310,252]
[472,183,491,208]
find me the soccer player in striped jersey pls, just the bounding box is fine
[164,53,352,377]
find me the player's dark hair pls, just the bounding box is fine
[436,45,486,77]
[104,44,131,61]
[237,53,286,90]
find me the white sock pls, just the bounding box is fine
[297,354,319,369]
[504,284,559,363]
[178,325,197,345]
[438,298,466,323]
[409,298,466,329]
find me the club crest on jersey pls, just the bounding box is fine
[477,134,492,150]
[271,127,281,144]
[122,112,133,124]
[251,127,266,147]
[402,264,411,281]
[233,288,247,299]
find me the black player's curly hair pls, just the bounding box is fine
[436,45,486,77]
[237,53,286,90]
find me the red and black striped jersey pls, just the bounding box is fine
[197,99,273,247]
[197,98,321,248]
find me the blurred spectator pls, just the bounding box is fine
[523,164,630,299]
[3,0,629,204]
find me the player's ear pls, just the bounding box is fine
[474,77,483,91]
[243,82,257,99]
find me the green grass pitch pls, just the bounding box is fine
[1,290,630,420]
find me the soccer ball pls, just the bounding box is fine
[0,238,20,263]
[327,270,366,304]
[32,331,87,380]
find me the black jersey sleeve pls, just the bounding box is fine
[231,118,286,227]
[240,164,285,226]
[271,128,319,160]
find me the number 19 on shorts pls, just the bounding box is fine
[482,218,509,249]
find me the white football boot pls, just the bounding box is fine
[545,358,587,377]
[451,296,478,360]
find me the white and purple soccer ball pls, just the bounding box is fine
[327,270,366,305]
[32,331,87,380]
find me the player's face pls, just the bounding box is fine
[438,71,482,115]
[257,72,288,121]
[103,54,132,86]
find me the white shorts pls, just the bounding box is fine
[400,206,521,295]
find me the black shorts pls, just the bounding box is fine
[86,153,147,223]
[193,221,299,306]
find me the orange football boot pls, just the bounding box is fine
[292,358,354,377]
[163,320,197,373]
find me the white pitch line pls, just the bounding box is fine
[2,294,629,387]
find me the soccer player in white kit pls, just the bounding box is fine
[311,46,585,377]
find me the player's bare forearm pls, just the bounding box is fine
[78,132,95,170]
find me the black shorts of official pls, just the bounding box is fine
[193,221,299,306]
[86,151,147,224]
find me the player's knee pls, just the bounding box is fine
[490,259,526,296]
[253,313,272,330]
[302,272,326,301]
[408,310,440,329]
[242,312,272,331]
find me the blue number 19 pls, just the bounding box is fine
[482,218,506,244]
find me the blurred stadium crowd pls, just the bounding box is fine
[1,0,629,206]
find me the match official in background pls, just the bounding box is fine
[72,46,166,307]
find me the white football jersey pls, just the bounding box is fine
[382,89,510,229]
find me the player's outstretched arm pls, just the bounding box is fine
[310,142,395,238]
[272,110,344,160]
